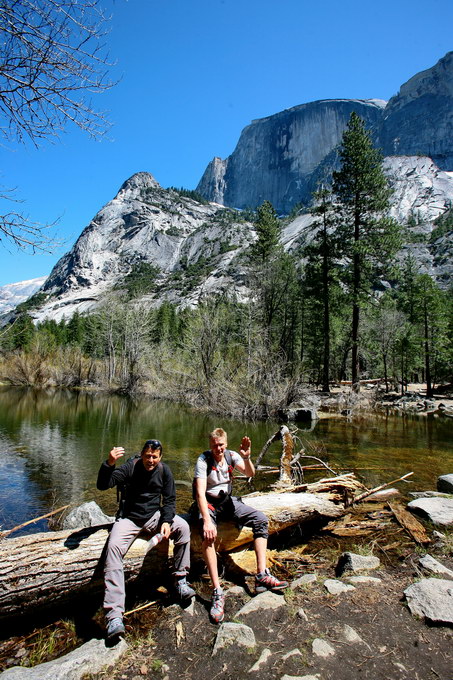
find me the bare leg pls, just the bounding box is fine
[202,540,221,589]
[254,536,267,574]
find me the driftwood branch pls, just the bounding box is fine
[255,429,282,467]
[346,472,414,507]
[0,505,70,539]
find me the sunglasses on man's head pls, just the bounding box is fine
[145,439,162,450]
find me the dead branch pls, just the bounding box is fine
[346,472,414,507]
[0,505,70,539]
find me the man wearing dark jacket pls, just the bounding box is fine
[97,439,194,639]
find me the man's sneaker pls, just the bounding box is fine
[255,568,289,593]
[175,577,195,600]
[106,617,125,639]
[209,587,225,624]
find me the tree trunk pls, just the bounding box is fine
[0,491,342,622]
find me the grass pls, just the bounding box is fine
[22,620,78,668]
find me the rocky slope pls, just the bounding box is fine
[0,277,46,315]
[30,173,256,323]
[197,52,453,213]
[17,153,453,324]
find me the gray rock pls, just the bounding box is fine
[281,649,303,661]
[236,591,286,617]
[346,576,382,585]
[248,648,272,672]
[337,624,364,644]
[437,474,453,494]
[0,638,127,680]
[212,622,256,655]
[336,552,380,575]
[404,578,453,625]
[432,530,446,540]
[62,502,114,529]
[290,574,317,589]
[312,638,335,658]
[409,491,452,499]
[324,579,356,595]
[226,585,245,596]
[296,607,308,621]
[408,497,453,526]
[418,554,453,579]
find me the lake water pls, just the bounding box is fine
[0,386,452,536]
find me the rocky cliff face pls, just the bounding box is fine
[24,155,453,324]
[380,52,453,169]
[32,172,255,322]
[197,99,385,214]
[197,53,453,213]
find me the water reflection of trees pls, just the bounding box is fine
[1,387,451,531]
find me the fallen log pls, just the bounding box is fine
[0,490,343,622]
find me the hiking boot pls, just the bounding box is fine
[255,568,289,593]
[106,617,125,639]
[175,577,195,601]
[209,587,225,624]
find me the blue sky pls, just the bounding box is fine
[1,0,452,286]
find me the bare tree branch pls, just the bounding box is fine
[0,0,115,145]
[0,0,117,251]
[0,184,62,252]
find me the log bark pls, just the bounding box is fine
[0,491,342,622]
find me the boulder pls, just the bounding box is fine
[404,578,453,625]
[407,497,453,526]
[324,579,355,595]
[290,574,317,589]
[248,648,272,672]
[62,502,114,530]
[212,622,256,655]
[312,638,335,658]
[236,591,286,617]
[0,638,127,680]
[336,552,380,575]
[437,474,453,494]
[418,554,453,579]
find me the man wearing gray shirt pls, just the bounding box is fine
[194,428,288,623]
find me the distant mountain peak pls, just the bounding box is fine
[116,172,161,200]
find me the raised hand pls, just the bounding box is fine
[239,436,251,459]
[108,446,125,466]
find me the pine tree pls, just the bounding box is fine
[305,187,340,391]
[333,112,401,391]
[251,201,281,264]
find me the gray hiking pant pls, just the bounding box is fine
[104,511,190,622]
[200,496,269,540]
